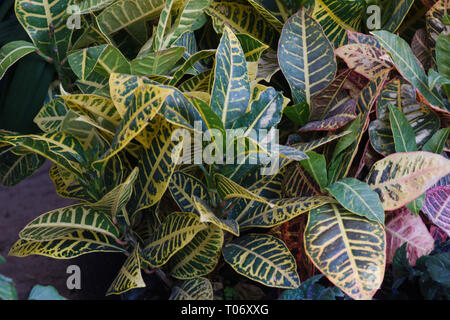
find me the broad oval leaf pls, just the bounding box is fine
[305,203,386,300]
[366,151,450,210]
[169,171,211,214]
[210,26,251,128]
[9,230,126,259]
[326,178,385,224]
[278,9,336,104]
[169,224,223,279]
[223,233,301,289]
[142,212,207,267]
[19,204,120,241]
[169,277,213,300]
[385,207,434,266]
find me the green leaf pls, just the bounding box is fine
[93,85,173,168]
[368,78,440,156]
[206,0,279,48]
[77,0,117,14]
[169,171,211,214]
[422,128,450,154]
[132,47,185,76]
[299,151,328,190]
[97,0,169,35]
[152,0,176,52]
[388,104,418,152]
[0,147,45,187]
[223,233,300,289]
[325,178,385,224]
[234,196,334,228]
[164,0,212,48]
[9,230,126,259]
[210,26,251,128]
[169,224,223,279]
[169,277,213,300]
[278,9,336,105]
[28,285,67,300]
[306,0,366,48]
[372,30,446,110]
[168,50,215,86]
[192,197,239,236]
[128,117,183,214]
[0,41,36,80]
[15,0,72,59]
[233,86,287,132]
[248,0,284,31]
[406,193,425,215]
[142,212,207,267]
[106,245,146,295]
[381,0,415,32]
[305,203,385,300]
[68,45,131,81]
[19,204,120,241]
[33,98,69,133]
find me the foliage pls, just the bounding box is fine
[0,0,449,300]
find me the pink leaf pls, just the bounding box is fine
[422,186,450,237]
[386,207,434,266]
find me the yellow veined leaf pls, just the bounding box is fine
[234,196,334,229]
[93,85,173,169]
[19,204,120,241]
[109,73,150,118]
[151,0,176,52]
[60,94,121,127]
[192,197,239,236]
[0,147,45,187]
[248,0,284,31]
[214,173,274,206]
[0,131,87,178]
[210,26,251,128]
[97,0,182,35]
[178,69,211,92]
[223,233,301,289]
[90,167,139,218]
[278,8,336,105]
[106,245,146,295]
[9,230,126,259]
[0,41,36,80]
[206,0,280,48]
[169,171,211,214]
[306,0,366,48]
[142,212,207,267]
[34,98,69,133]
[169,277,213,300]
[169,224,223,279]
[77,0,117,14]
[128,117,183,213]
[68,44,131,81]
[131,47,186,76]
[15,0,73,59]
[335,44,392,81]
[366,151,450,210]
[49,164,94,202]
[305,203,385,300]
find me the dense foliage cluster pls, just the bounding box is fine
[0,0,449,300]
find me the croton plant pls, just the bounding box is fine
[0,0,449,300]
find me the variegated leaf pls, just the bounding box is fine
[278,9,336,104]
[0,147,45,187]
[385,207,434,266]
[169,171,211,214]
[305,203,385,300]
[366,151,450,210]
[223,233,300,289]
[192,197,239,236]
[142,212,207,267]
[169,277,213,300]
[0,41,36,80]
[422,186,450,237]
[106,245,146,295]
[169,224,223,279]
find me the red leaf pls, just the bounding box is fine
[386,207,434,266]
[422,186,450,237]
